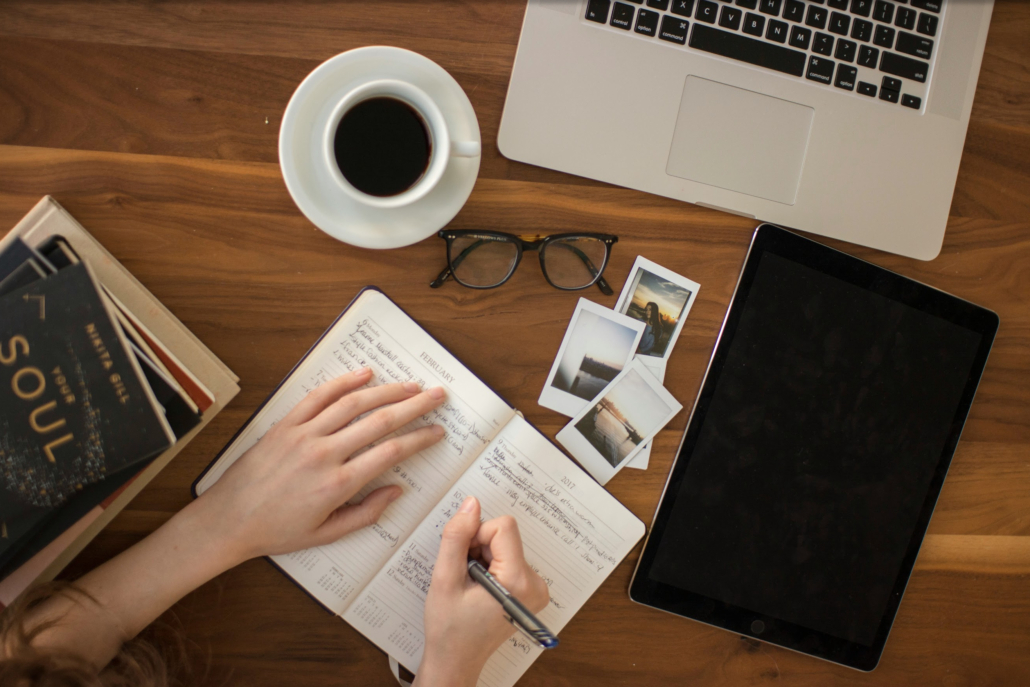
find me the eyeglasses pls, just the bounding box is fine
[430,231,618,295]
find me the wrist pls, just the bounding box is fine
[414,655,483,687]
[172,496,254,572]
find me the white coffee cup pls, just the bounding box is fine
[323,79,481,210]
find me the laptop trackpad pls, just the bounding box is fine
[667,76,814,205]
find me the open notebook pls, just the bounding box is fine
[194,287,645,687]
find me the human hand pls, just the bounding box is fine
[416,497,550,687]
[196,367,447,563]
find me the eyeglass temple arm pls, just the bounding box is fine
[429,239,491,289]
[548,241,614,296]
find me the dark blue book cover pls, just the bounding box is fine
[0,263,175,534]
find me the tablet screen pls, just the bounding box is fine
[646,249,984,647]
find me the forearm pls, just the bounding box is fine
[29,495,247,667]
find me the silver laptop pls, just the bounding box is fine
[498,0,993,260]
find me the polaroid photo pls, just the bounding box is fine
[615,256,700,369]
[556,359,682,486]
[539,298,645,418]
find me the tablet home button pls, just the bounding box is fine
[751,620,765,635]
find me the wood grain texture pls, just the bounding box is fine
[1,1,1028,685]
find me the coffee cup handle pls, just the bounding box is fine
[451,140,481,158]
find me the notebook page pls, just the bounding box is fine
[195,289,515,614]
[342,414,645,687]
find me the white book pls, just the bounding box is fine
[194,287,645,687]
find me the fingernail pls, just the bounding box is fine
[402,381,420,393]
[432,425,446,438]
[428,387,446,400]
[459,496,476,513]
[388,488,403,503]
[356,367,372,377]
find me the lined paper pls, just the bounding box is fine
[343,414,645,687]
[195,290,515,613]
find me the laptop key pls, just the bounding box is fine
[790,25,812,50]
[783,0,805,22]
[881,75,902,91]
[857,81,877,96]
[850,0,872,17]
[917,12,938,36]
[813,32,834,55]
[735,0,759,9]
[901,93,921,109]
[767,18,789,42]
[873,0,895,23]
[805,5,827,29]
[671,0,696,16]
[835,38,857,61]
[880,51,928,82]
[895,6,916,29]
[659,15,691,43]
[696,0,718,23]
[873,24,895,48]
[586,0,612,22]
[895,31,932,59]
[834,63,858,90]
[635,8,661,35]
[646,0,671,9]
[806,55,835,84]
[743,12,766,36]
[851,18,872,42]
[911,0,940,11]
[759,0,782,16]
[879,87,899,103]
[719,5,743,30]
[610,2,636,29]
[858,45,879,67]
[689,23,807,76]
[829,12,850,35]
[828,0,849,8]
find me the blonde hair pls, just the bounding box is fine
[0,582,190,687]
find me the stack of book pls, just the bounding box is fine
[0,197,239,606]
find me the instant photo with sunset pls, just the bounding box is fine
[557,360,682,485]
[616,257,700,362]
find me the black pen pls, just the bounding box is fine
[467,559,559,650]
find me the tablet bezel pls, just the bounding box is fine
[628,224,999,671]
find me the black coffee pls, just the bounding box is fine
[333,97,432,197]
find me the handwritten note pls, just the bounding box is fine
[195,290,515,613]
[343,414,645,687]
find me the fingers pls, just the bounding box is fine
[472,516,549,613]
[433,496,481,593]
[282,368,373,426]
[343,424,445,483]
[472,515,526,568]
[307,381,422,436]
[335,387,447,455]
[313,485,402,545]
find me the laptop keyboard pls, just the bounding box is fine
[584,0,942,111]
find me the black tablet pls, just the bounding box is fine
[629,225,998,670]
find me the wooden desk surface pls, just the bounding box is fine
[1,2,1027,684]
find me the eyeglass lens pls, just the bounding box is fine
[449,235,519,288]
[542,237,607,289]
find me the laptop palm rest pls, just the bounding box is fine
[667,76,814,206]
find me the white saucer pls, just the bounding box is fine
[279,47,481,249]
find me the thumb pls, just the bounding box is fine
[314,485,402,545]
[434,496,481,592]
